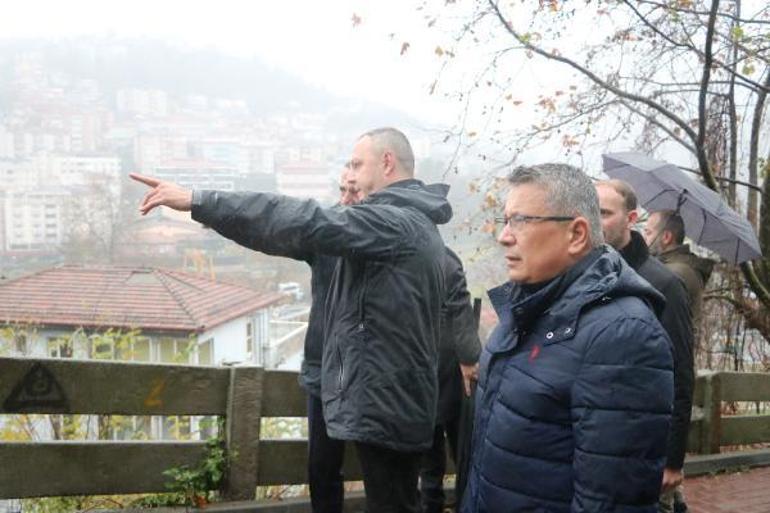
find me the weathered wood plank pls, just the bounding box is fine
[257,439,362,485]
[700,373,722,454]
[0,441,206,499]
[719,372,770,402]
[692,374,706,407]
[262,371,307,418]
[687,418,703,453]
[224,367,263,500]
[721,415,770,446]
[0,357,229,415]
[684,448,770,477]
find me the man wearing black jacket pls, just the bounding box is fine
[131,127,452,513]
[596,179,694,513]
[420,247,481,513]
[301,168,360,513]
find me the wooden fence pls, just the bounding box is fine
[688,371,770,454]
[1,357,769,500]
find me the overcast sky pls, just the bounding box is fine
[2,1,454,123]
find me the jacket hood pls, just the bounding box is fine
[488,246,665,342]
[661,244,715,283]
[366,179,453,224]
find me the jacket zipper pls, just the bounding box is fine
[357,262,368,325]
[337,347,344,392]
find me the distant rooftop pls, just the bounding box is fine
[0,265,284,333]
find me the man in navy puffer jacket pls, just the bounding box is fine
[462,163,674,513]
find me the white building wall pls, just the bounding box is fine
[201,317,249,365]
[2,189,66,251]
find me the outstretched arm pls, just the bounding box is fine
[130,174,422,260]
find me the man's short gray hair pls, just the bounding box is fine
[507,163,604,248]
[359,127,415,175]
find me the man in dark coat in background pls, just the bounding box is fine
[301,168,361,513]
[463,164,673,513]
[131,127,452,513]
[596,180,694,513]
[644,209,714,513]
[420,247,481,513]
[644,210,714,343]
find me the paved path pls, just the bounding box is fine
[686,466,770,513]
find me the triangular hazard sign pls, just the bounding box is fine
[3,362,69,412]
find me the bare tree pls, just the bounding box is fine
[417,0,770,339]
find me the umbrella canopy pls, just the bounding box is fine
[602,152,762,264]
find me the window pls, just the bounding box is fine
[112,415,152,441]
[132,338,151,361]
[48,337,73,358]
[246,322,253,355]
[91,338,115,359]
[198,338,213,365]
[14,333,27,354]
[114,337,151,362]
[159,338,192,363]
[162,416,192,440]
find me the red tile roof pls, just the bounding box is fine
[0,265,284,333]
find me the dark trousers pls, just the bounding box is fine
[419,419,460,513]
[355,441,422,513]
[308,393,345,513]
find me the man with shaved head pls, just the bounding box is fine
[132,127,452,513]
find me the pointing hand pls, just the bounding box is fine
[130,173,193,216]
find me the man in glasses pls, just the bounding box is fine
[596,180,694,513]
[463,164,673,513]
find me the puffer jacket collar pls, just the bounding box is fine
[487,246,665,353]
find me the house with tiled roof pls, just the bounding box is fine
[0,265,291,441]
[0,264,287,365]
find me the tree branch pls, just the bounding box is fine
[625,0,770,94]
[726,0,741,205]
[486,0,700,147]
[678,166,764,193]
[696,0,721,191]
[619,99,696,152]
[747,67,770,226]
[636,0,770,25]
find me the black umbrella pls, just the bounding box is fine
[603,152,762,264]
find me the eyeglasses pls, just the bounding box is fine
[494,214,576,231]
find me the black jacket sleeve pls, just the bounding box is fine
[443,248,481,364]
[191,190,420,260]
[659,276,694,469]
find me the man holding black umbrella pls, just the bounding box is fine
[596,180,694,513]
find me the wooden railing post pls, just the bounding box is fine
[223,365,264,500]
[700,372,722,454]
